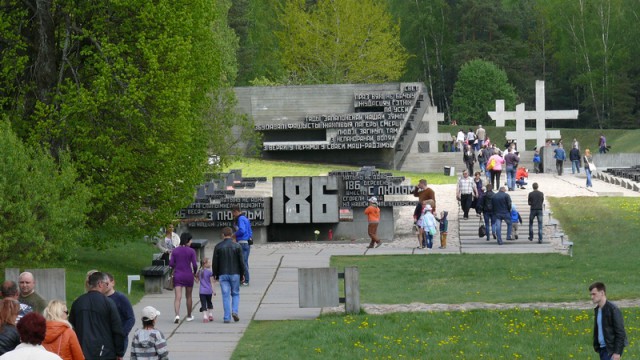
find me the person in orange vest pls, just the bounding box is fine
[364,197,382,249]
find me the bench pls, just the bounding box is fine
[190,239,209,262]
[556,232,574,257]
[141,265,171,294]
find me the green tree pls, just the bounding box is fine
[452,59,517,125]
[0,0,246,244]
[0,120,91,263]
[277,0,409,84]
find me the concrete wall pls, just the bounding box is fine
[592,153,640,169]
[235,84,400,124]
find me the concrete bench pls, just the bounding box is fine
[555,233,574,257]
[141,265,171,294]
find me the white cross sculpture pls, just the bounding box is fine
[410,105,451,153]
[488,80,578,149]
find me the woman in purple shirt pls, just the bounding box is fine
[169,232,198,323]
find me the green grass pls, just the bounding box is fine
[234,196,640,359]
[1,240,158,305]
[234,309,640,359]
[225,158,457,184]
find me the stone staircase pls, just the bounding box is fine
[401,150,538,175]
[457,180,567,254]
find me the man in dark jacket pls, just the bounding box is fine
[569,145,581,174]
[589,282,628,360]
[491,186,512,245]
[69,271,124,360]
[482,184,495,242]
[212,227,246,324]
[528,182,545,243]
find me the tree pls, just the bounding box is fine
[451,59,517,125]
[276,0,409,84]
[0,0,245,244]
[0,120,91,263]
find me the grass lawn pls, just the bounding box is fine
[225,158,457,185]
[233,308,640,359]
[233,196,640,359]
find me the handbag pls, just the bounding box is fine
[487,158,496,170]
[589,163,596,172]
[165,271,175,291]
[478,219,486,238]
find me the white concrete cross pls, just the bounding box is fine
[488,80,578,149]
[410,105,451,153]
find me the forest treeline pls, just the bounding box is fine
[231,0,640,130]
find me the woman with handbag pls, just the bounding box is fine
[583,148,595,188]
[169,232,198,323]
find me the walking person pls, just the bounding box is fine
[42,300,84,360]
[475,125,485,152]
[212,227,246,324]
[528,182,544,243]
[364,197,382,248]
[584,148,594,188]
[68,271,124,360]
[504,148,519,191]
[130,306,168,360]
[487,150,505,189]
[436,211,448,249]
[232,206,252,286]
[104,273,135,353]
[197,257,215,323]
[570,144,581,174]
[482,184,496,241]
[589,282,628,360]
[599,134,607,154]
[491,186,512,245]
[463,145,475,176]
[510,204,523,240]
[169,232,198,323]
[554,143,566,175]
[456,170,478,220]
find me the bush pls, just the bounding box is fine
[0,120,91,263]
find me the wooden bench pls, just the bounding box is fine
[141,265,171,294]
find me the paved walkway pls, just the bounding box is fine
[125,172,639,359]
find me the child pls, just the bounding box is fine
[532,148,541,173]
[436,211,449,249]
[197,257,216,322]
[510,204,523,240]
[419,204,437,249]
[130,306,169,360]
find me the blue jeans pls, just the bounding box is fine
[529,209,543,242]
[219,274,240,322]
[494,212,512,244]
[598,346,622,360]
[483,211,495,241]
[240,242,250,283]
[586,167,592,187]
[571,160,580,174]
[479,160,486,174]
[422,231,433,249]
[506,165,516,190]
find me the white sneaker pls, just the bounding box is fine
[186,316,194,322]
[174,316,180,324]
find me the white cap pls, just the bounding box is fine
[369,196,377,203]
[141,306,160,320]
[425,204,432,211]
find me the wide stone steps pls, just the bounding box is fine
[457,186,559,254]
[401,151,537,174]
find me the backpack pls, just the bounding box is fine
[487,158,496,170]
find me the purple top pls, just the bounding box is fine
[169,246,198,287]
[198,268,214,295]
